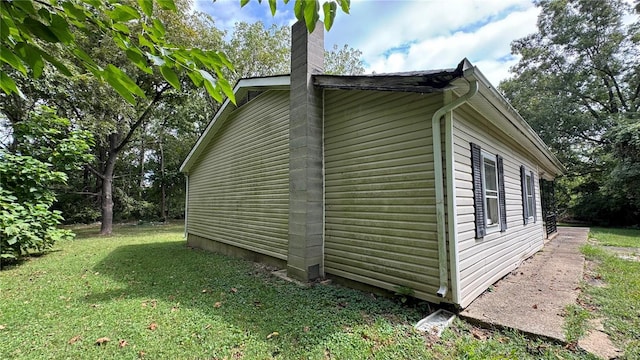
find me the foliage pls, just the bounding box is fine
[0,223,592,359]
[582,228,640,358]
[0,0,235,103]
[0,153,73,260]
[0,106,92,260]
[500,0,640,226]
[242,0,351,32]
[324,44,365,75]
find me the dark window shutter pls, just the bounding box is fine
[531,171,537,223]
[471,143,485,238]
[520,165,528,225]
[497,155,507,232]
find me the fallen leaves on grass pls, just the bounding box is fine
[68,335,81,344]
[214,302,222,308]
[138,351,146,358]
[118,339,128,348]
[95,337,110,345]
[266,331,279,339]
[230,287,238,293]
[148,322,158,331]
[0,325,6,330]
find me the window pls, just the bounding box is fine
[483,154,500,229]
[471,143,506,238]
[520,166,537,224]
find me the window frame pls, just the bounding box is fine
[520,165,537,225]
[481,151,501,234]
[471,142,507,239]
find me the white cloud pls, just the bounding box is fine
[194,0,543,84]
[361,3,540,85]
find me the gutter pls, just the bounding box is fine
[432,74,479,299]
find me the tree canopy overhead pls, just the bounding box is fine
[501,0,640,225]
[0,0,350,104]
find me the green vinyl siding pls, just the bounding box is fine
[323,90,442,302]
[187,90,290,260]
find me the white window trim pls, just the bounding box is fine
[481,151,501,234]
[525,171,535,221]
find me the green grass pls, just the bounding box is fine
[589,227,640,248]
[564,304,590,343]
[1,223,594,359]
[581,228,640,358]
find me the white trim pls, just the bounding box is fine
[180,76,291,173]
[452,66,564,178]
[481,150,501,234]
[445,90,461,304]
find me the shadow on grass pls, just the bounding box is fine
[88,240,430,354]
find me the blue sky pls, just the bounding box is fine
[193,0,543,85]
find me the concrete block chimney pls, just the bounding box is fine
[287,20,324,281]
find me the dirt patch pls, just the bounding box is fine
[603,246,640,262]
[578,318,621,359]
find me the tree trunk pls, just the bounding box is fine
[100,133,120,236]
[159,140,167,222]
[100,154,117,235]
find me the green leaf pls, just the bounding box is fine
[339,0,350,14]
[187,70,204,87]
[14,0,36,15]
[40,52,72,76]
[113,23,131,35]
[24,18,59,43]
[240,0,251,7]
[126,48,152,74]
[61,2,87,21]
[161,65,181,90]
[218,77,235,104]
[146,52,165,66]
[303,0,319,32]
[108,4,141,22]
[323,1,337,31]
[15,44,44,78]
[268,0,277,16]
[294,0,304,21]
[137,0,153,17]
[203,78,222,102]
[0,70,19,95]
[139,35,155,50]
[157,0,177,11]
[104,64,146,102]
[0,46,28,75]
[152,19,166,38]
[49,14,74,44]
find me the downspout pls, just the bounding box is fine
[433,78,478,298]
[184,174,189,238]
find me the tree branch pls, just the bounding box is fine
[85,164,105,180]
[113,84,170,155]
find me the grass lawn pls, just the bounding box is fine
[1,223,594,359]
[582,227,640,358]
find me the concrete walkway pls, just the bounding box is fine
[460,227,589,342]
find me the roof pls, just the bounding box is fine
[180,61,564,177]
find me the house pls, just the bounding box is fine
[180,21,564,308]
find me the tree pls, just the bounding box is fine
[0,107,92,262]
[325,44,365,75]
[1,0,350,102]
[500,0,640,225]
[1,0,354,236]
